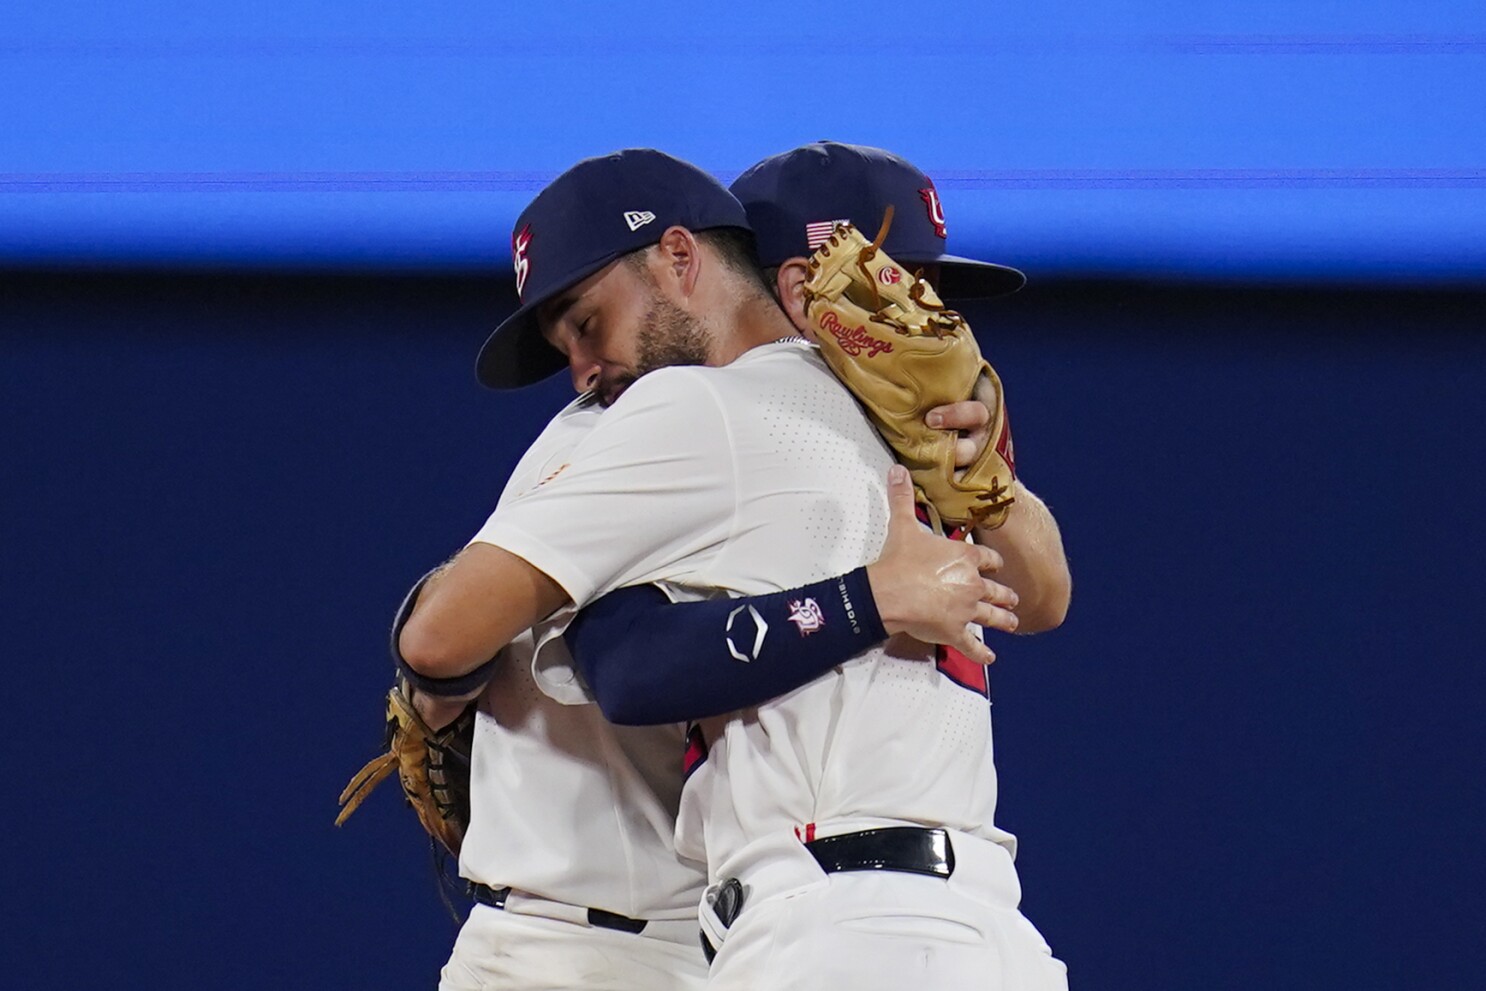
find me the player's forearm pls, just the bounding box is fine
[973,482,1070,634]
[407,688,477,732]
[400,542,571,679]
[567,572,887,726]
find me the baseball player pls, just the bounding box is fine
[427,393,708,991]
[398,158,1030,989]
[424,395,1014,991]
[400,148,1069,989]
[559,143,1070,730]
[732,142,1069,633]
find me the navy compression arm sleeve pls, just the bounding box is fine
[565,568,887,725]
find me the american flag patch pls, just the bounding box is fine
[805,219,851,249]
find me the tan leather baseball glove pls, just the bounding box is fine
[335,676,475,859]
[803,209,1017,531]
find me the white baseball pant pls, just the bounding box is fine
[701,827,1067,991]
[440,902,708,991]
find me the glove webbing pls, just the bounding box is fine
[426,709,475,823]
[335,752,397,827]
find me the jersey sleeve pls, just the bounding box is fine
[469,367,738,608]
[491,394,603,509]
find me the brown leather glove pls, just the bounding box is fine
[335,676,475,859]
[803,210,1016,531]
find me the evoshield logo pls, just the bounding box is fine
[725,604,768,663]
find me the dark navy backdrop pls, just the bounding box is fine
[4,272,1483,989]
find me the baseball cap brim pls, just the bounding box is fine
[900,252,1027,300]
[475,251,624,390]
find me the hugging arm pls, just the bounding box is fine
[568,465,1020,725]
[566,570,884,725]
[929,399,1071,633]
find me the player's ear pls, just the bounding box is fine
[653,226,701,299]
[774,258,815,340]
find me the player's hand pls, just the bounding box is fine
[925,399,992,469]
[867,465,1018,664]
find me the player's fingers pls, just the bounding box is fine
[980,577,1019,611]
[883,464,918,529]
[926,400,991,432]
[953,631,997,665]
[974,545,1006,575]
[954,435,982,468]
[975,601,1019,634]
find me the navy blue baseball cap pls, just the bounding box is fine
[729,141,1025,300]
[477,148,752,389]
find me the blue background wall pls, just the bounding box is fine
[3,0,1484,988]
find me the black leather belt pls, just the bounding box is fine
[468,882,648,935]
[701,827,956,964]
[806,826,956,879]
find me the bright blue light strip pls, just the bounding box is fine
[2,4,1482,279]
[2,169,1484,193]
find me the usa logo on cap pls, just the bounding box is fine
[512,224,533,299]
[918,184,947,239]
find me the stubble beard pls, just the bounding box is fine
[599,292,712,406]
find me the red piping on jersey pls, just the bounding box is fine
[683,724,709,779]
[912,504,968,542]
[912,503,990,698]
[936,644,991,698]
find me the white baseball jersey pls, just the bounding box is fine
[471,340,1016,884]
[457,393,707,921]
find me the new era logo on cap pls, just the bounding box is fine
[805,219,851,249]
[624,210,656,231]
